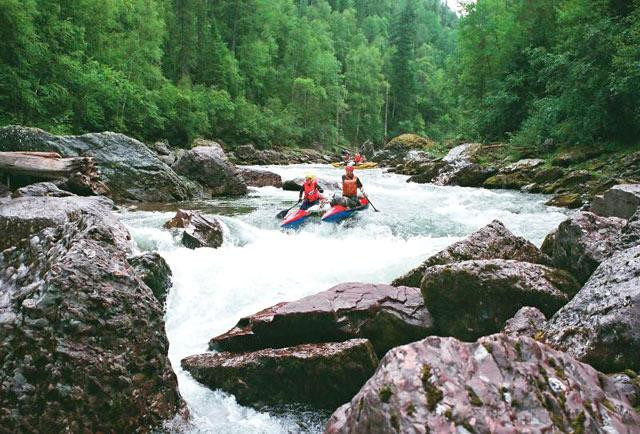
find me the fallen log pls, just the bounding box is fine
[0,151,108,196]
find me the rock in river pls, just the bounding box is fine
[326,334,640,433]
[127,252,173,304]
[544,245,640,372]
[392,220,549,288]
[210,282,433,357]
[0,125,200,202]
[164,209,224,249]
[172,140,247,197]
[182,339,378,409]
[422,259,580,340]
[0,196,181,432]
[239,167,283,188]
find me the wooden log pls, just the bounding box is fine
[9,151,62,159]
[0,152,91,179]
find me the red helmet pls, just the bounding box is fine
[345,164,355,173]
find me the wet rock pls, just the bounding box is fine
[542,212,626,284]
[422,259,580,340]
[0,195,124,252]
[172,141,247,197]
[544,245,640,372]
[0,125,200,202]
[433,143,495,187]
[13,182,75,198]
[392,220,549,288]
[502,306,547,338]
[182,339,378,409]
[0,196,180,432]
[164,209,223,249]
[325,334,640,433]
[405,160,445,183]
[239,167,282,188]
[282,177,340,192]
[545,192,582,209]
[210,283,433,357]
[483,159,546,190]
[591,184,640,219]
[128,252,172,304]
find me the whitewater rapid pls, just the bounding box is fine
[119,164,570,433]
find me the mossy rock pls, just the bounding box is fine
[386,134,436,150]
[546,193,583,209]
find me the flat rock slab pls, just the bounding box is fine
[0,195,125,251]
[591,184,640,219]
[182,339,378,409]
[325,334,640,433]
[210,283,433,357]
[542,211,626,284]
[544,245,640,372]
[422,259,580,340]
[392,220,549,288]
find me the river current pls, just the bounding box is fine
[119,164,570,433]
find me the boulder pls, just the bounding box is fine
[325,334,640,433]
[483,159,547,190]
[0,196,180,432]
[0,195,124,252]
[545,192,582,209]
[392,220,549,288]
[238,167,282,188]
[609,373,640,409]
[0,125,200,202]
[182,339,378,409]
[405,160,445,183]
[542,212,626,284]
[210,283,433,357]
[422,259,580,340]
[552,149,603,167]
[504,158,545,172]
[502,306,547,338]
[13,181,75,198]
[544,245,640,372]
[542,170,596,194]
[432,143,495,187]
[164,209,223,249]
[153,140,171,156]
[127,252,172,304]
[172,141,247,197]
[385,134,436,150]
[591,184,640,219]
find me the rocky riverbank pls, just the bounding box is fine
[374,134,640,210]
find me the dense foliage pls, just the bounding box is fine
[456,0,640,148]
[0,0,456,147]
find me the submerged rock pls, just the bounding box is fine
[239,167,282,188]
[392,220,549,288]
[183,339,378,409]
[591,184,640,219]
[210,283,433,357]
[421,259,580,340]
[325,334,640,433]
[502,306,547,338]
[0,125,200,202]
[172,141,247,197]
[128,252,172,304]
[544,245,640,372]
[0,196,180,432]
[164,209,224,249]
[542,212,626,284]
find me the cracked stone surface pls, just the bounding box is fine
[209,282,433,357]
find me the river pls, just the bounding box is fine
[119,164,570,434]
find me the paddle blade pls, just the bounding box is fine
[276,209,289,219]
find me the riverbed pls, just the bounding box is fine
[119,164,570,433]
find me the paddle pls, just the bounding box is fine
[360,190,379,212]
[276,199,301,219]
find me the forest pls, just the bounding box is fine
[0,0,638,150]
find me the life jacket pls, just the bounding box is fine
[303,179,320,202]
[354,153,362,163]
[343,175,358,197]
